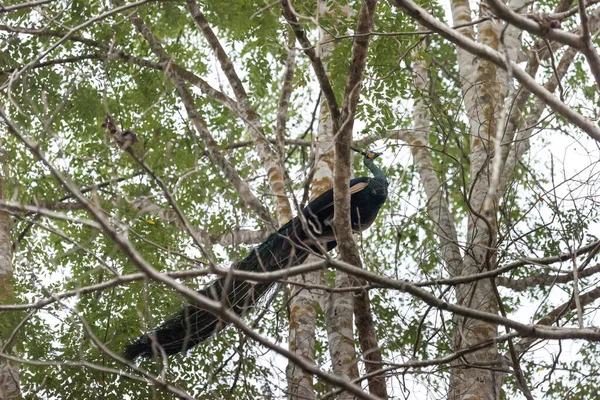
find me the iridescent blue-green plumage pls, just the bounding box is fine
[124,149,387,359]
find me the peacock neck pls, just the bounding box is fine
[364,157,386,182]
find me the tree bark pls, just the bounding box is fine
[286,2,337,397]
[331,0,387,397]
[286,102,332,399]
[0,175,21,400]
[186,0,293,225]
[449,13,503,400]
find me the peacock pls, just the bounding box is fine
[124,147,388,359]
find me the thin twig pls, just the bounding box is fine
[0,0,55,13]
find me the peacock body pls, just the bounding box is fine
[124,149,387,359]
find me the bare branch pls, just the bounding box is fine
[486,0,583,49]
[0,54,101,75]
[0,351,147,385]
[128,13,277,226]
[391,0,600,142]
[511,286,600,359]
[549,0,600,20]
[577,0,600,88]
[415,240,600,287]
[0,0,55,13]
[497,263,600,290]
[0,259,332,312]
[0,200,102,231]
[280,0,340,122]
[531,7,600,61]
[329,260,600,342]
[186,0,293,224]
[130,196,271,246]
[501,45,579,188]
[276,29,297,160]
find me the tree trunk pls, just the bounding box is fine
[448,6,503,400]
[287,1,338,397]
[0,175,20,400]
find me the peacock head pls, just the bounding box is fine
[351,146,387,184]
[350,147,383,160]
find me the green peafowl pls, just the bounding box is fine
[124,147,388,359]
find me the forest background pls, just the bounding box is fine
[1,0,600,399]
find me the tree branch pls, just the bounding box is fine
[128,13,277,226]
[0,0,54,13]
[0,106,380,400]
[0,24,240,112]
[501,44,579,190]
[186,0,293,224]
[276,29,297,161]
[497,263,600,291]
[415,239,600,287]
[130,196,271,246]
[390,0,600,142]
[488,0,600,89]
[486,0,583,49]
[0,0,155,90]
[0,200,102,231]
[328,260,600,342]
[280,0,340,122]
[331,0,387,396]
[577,0,600,89]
